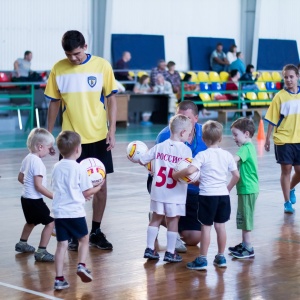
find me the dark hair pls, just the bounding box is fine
[229,44,237,52]
[24,51,32,57]
[62,30,85,52]
[282,64,299,76]
[139,74,149,84]
[167,61,176,68]
[231,117,255,138]
[236,52,242,58]
[182,73,192,82]
[217,43,223,47]
[202,120,223,146]
[56,131,81,157]
[177,100,198,116]
[230,69,239,78]
[246,64,255,73]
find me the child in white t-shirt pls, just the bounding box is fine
[15,128,55,262]
[173,120,240,270]
[139,114,193,263]
[52,131,103,290]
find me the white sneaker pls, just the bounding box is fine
[175,234,187,253]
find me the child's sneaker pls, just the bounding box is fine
[34,250,54,262]
[68,238,79,251]
[213,255,227,268]
[175,235,187,253]
[76,264,93,283]
[54,279,69,290]
[144,247,159,260]
[15,242,35,253]
[231,246,255,259]
[163,251,182,263]
[186,256,207,270]
[284,201,294,214]
[290,188,296,204]
[228,243,243,254]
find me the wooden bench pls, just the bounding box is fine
[217,108,265,123]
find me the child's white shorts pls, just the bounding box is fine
[150,200,185,217]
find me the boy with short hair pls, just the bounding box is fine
[173,120,239,270]
[229,117,259,258]
[52,131,103,290]
[139,114,193,263]
[16,128,55,262]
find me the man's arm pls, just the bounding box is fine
[47,100,61,133]
[106,94,117,151]
[14,60,20,77]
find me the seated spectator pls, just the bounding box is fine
[227,69,251,117]
[165,61,181,95]
[225,69,240,100]
[150,59,168,86]
[114,51,133,81]
[133,75,152,94]
[12,51,43,83]
[182,73,210,116]
[210,43,229,73]
[153,74,177,118]
[229,52,246,76]
[227,44,238,64]
[239,64,259,91]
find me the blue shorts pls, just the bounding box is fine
[198,195,231,226]
[55,217,88,242]
[275,143,300,165]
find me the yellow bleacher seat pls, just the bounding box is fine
[257,92,270,106]
[220,71,229,82]
[179,72,185,80]
[209,71,221,82]
[198,71,209,82]
[128,71,135,78]
[199,93,219,108]
[256,81,266,90]
[272,71,282,82]
[187,71,198,82]
[261,72,272,82]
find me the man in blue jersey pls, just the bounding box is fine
[148,100,207,251]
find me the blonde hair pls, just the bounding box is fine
[169,114,192,134]
[27,128,55,153]
[202,120,223,146]
[56,131,81,157]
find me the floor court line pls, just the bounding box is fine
[0,281,62,300]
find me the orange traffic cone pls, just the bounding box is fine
[257,119,265,140]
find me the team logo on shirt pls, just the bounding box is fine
[87,76,97,87]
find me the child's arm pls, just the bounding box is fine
[18,172,24,184]
[34,175,53,199]
[173,165,198,181]
[233,155,240,163]
[83,180,105,199]
[227,169,240,192]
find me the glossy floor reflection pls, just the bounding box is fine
[0,120,299,299]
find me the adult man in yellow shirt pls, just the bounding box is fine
[46,30,118,250]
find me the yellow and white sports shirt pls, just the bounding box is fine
[265,88,300,145]
[45,55,118,144]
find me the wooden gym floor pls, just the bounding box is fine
[0,122,300,300]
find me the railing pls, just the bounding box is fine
[180,80,277,108]
[0,82,41,130]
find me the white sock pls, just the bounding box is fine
[166,231,178,253]
[147,226,159,249]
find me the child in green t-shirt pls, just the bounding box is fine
[230,117,259,258]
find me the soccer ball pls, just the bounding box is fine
[174,158,200,183]
[80,157,106,186]
[126,141,148,163]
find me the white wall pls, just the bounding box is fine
[0,0,91,71]
[110,0,241,70]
